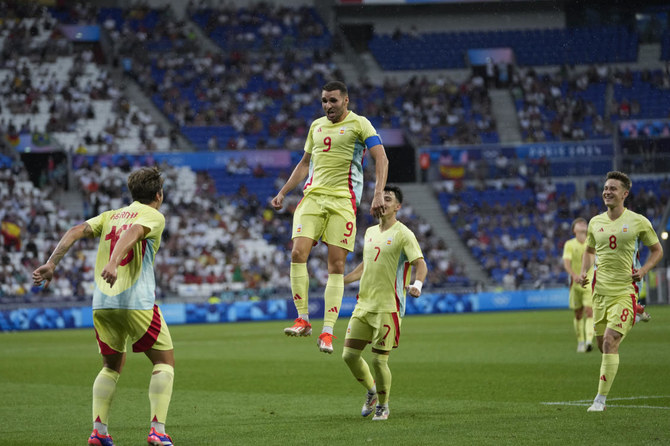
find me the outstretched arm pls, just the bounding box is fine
[368,144,388,218]
[271,152,311,210]
[32,223,94,289]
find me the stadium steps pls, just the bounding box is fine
[489,90,522,144]
[53,189,84,220]
[637,43,661,68]
[400,183,494,288]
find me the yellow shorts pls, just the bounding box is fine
[93,305,173,354]
[569,283,593,309]
[345,307,402,351]
[292,193,356,252]
[592,293,637,337]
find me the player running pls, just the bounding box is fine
[578,171,663,412]
[562,217,595,353]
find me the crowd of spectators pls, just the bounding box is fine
[1,155,468,303]
[511,65,611,142]
[436,175,670,290]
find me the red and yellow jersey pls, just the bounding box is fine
[87,201,165,310]
[587,209,658,297]
[303,111,381,209]
[357,221,423,317]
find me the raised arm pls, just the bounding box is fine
[368,144,388,218]
[271,152,312,210]
[32,222,94,289]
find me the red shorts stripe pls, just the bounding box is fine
[392,312,401,348]
[95,328,119,355]
[631,294,637,327]
[132,305,162,353]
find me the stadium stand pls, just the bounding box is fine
[2,0,669,300]
[369,27,638,71]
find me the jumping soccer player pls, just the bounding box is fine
[271,80,388,354]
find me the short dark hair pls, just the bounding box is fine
[571,217,587,233]
[127,167,164,204]
[384,184,403,204]
[606,171,632,191]
[322,81,348,96]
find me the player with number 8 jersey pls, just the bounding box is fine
[578,171,663,413]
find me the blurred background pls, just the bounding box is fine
[1,0,670,328]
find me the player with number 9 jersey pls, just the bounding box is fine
[303,110,381,210]
[87,201,165,310]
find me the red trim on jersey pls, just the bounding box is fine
[392,312,401,348]
[591,270,596,294]
[347,164,357,214]
[394,262,410,312]
[631,265,639,294]
[132,305,162,352]
[95,329,119,355]
[630,294,637,327]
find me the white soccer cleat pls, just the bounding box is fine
[372,405,390,420]
[587,401,606,412]
[361,391,378,417]
[284,318,312,336]
[577,342,586,353]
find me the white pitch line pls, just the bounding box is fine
[541,395,670,410]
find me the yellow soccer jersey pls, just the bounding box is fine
[357,221,423,317]
[562,237,593,288]
[303,111,381,208]
[586,209,659,297]
[87,201,165,310]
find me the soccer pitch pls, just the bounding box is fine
[1,308,669,445]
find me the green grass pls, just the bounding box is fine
[1,308,670,445]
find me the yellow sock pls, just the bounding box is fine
[371,353,392,405]
[323,274,344,329]
[290,263,309,316]
[573,317,585,342]
[342,347,375,390]
[149,364,174,424]
[585,317,594,343]
[597,353,619,396]
[92,367,120,426]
